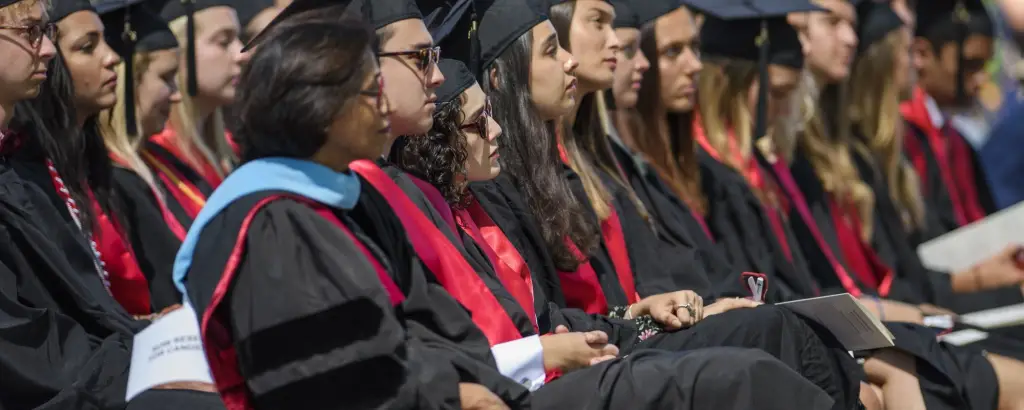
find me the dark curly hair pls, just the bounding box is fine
[392,95,471,208]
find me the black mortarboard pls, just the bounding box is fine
[915,0,993,104]
[241,0,361,53]
[154,0,235,97]
[241,0,421,52]
[51,0,95,22]
[696,0,822,139]
[634,0,682,28]
[855,1,903,54]
[97,0,179,137]
[436,58,476,103]
[232,0,275,32]
[609,0,638,28]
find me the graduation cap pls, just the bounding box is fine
[609,0,638,28]
[697,0,822,140]
[241,0,422,52]
[915,0,993,104]
[610,0,680,29]
[436,58,476,103]
[97,0,179,137]
[50,0,95,23]
[153,0,234,97]
[855,0,903,54]
[232,0,275,33]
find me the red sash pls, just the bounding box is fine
[692,117,792,260]
[690,208,714,241]
[901,87,986,226]
[350,160,522,345]
[457,198,539,331]
[828,198,894,297]
[560,239,610,314]
[109,154,187,240]
[46,159,151,315]
[200,195,405,410]
[149,127,225,188]
[142,148,207,219]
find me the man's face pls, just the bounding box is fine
[0,0,56,105]
[378,18,444,136]
[799,0,857,84]
[913,34,994,107]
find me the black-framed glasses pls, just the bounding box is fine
[359,74,387,114]
[459,97,492,137]
[0,22,55,47]
[378,46,440,78]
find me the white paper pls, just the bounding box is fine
[126,305,214,402]
[778,293,895,351]
[917,201,1024,273]
[959,303,1024,329]
[938,329,990,346]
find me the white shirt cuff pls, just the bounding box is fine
[491,335,546,391]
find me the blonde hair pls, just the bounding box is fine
[695,58,758,172]
[0,0,45,23]
[166,15,236,178]
[798,72,876,240]
[97,54,163,199]
[848,30,925,231]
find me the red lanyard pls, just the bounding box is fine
[46,159,112,293]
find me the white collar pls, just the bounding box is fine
[924,93,945,129]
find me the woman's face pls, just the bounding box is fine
[892,27,913,95]
[191,6,244,107]
[57,11,121,116]
[567,0,619,92]
[528,21,578,121]
[611,27,649,109]
[656,7,702,113]
[136,49,182,135]
[461,84,502,182]
[746,64,801,128]
[327,61,392,162]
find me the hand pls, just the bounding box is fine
[134,304,183,322]
[703,298,762,318]
[632,291,703,330]
[540,325,619,372]
[917,304,957,318]
[151,381,217,392]
[858,298,924,325]
[963,245,1024,291]
[458,383,509,410]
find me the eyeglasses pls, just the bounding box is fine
[459,97,492,137]
[359,74,387,114]
[0,22,55,47]
[378,46,441,78]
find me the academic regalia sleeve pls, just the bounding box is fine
[111,167,183,310]
[220,200,462,409]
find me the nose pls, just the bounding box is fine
[169,88,183,104]
[37,34,56,62]
[842,22,859,49]
[683,47,703,75]
[636,50,651,73]
[103,42,122,67]
[487,115,502,141]
[380,92,392,116]
[607,28,622,53]
[237,48,252,66]
[427,61,445,89]
[564,51,579,74]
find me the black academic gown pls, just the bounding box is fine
[0,158,222,409]
[185,175,836,410]
[143,140,216,231]
[472,172,862,410]
[10,152,182,312]
[780,148,1001,410]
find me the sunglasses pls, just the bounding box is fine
[0,21,55,47]
[378,46,441,78]
[459,97,492,137]
[359,74,386,114]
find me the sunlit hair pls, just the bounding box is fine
[695,57,757,172]
[848,29,925,231]
[798,72,876,240]
[550,0,648,222]
[97,54,164,202]
[627,15,706,215]
[0,0,46,23]
[484,30,600,271]
[166,16,236,179]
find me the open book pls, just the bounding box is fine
[778,293,895,351]
[126,305,213,401]
[917,201,1024,273]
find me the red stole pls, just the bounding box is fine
[690,208,714,241]
[200,195,405,410]
[350,160,522,345]
[109,154,187,240]
[901,87,986,226]
[557,144,639,305]
[692,116,792,260]
[149,127,225,188]
[457,199,539,331]
[828,198,894,297]
[141,148,208,220]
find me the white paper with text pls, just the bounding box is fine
[917,202,1024,273]
[778,293,894,351]
[126,305,213,402]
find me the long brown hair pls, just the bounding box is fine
[627,15,706,215]
[550,0,648,221]
[848,29,925,231]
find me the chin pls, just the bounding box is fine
[615,94,638,110]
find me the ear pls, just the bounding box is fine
[489,67,500,90]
